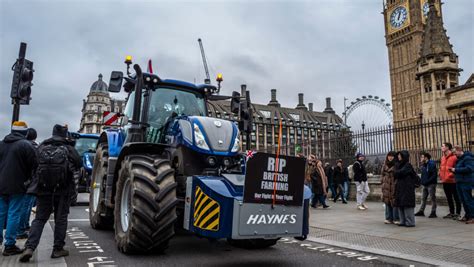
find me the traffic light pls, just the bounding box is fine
[10,43,34,105]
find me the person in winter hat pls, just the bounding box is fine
[0,121,38,256]
[353,153,369,210]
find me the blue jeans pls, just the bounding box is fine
[0,194,25,247]
[19,195,36,235]
[343,181,350,200]
[385,204,400,221]
[456,183,474,219]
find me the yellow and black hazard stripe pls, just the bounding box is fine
[193,186,220,231]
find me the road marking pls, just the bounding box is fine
[279,238,378,261]
[67,227,116,266]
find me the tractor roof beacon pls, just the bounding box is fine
[88,57,310,254]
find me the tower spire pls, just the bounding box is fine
[419,0,454,59]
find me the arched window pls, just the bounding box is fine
[436,80,446,90]
[424,82,432,93]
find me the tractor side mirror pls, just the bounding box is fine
[120,114,129,126]
[230,91,240,114]
[108,71,123,93]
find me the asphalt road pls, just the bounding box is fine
[63,194,426,267]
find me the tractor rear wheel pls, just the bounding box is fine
[114,155,178,254]
[89,143,114,230]
[227,238,279,249]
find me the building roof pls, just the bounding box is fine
[446,73,474,95]
[208,100,343,127]
[419,0,454,59]
[90,74,109,93]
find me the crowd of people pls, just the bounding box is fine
[303,142,473,227]
[380,142,473,226]
[0,121,81,262]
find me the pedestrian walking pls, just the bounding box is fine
[451,146,474,224]
[394,151,418,227]
[344,166,351,201]
[415,152,438,218]
[439,142,461,219]
[381,151,399,224]
[0,121,38,256]
[333,159,348,204]
[310,159,330,209]
[20,125,81,262]
[353,153,369,210]
[324,162,336,200]
[17,128,39,239]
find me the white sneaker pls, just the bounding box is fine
[357,205,366,210]
[362,204,368,209]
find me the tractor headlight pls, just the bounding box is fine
[194,124,210,150]
[231,137,240,152]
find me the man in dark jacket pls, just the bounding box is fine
[324,162,336,199]
[353,153,369,210]
[0,121,38,255]
[18,128,39,239]
[20,125,81,262]
[415,152,438,218]
[451,146,474,224]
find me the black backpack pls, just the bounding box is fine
[37,144,69,191]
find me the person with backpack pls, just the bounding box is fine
[0,122,38,256]
[439,142,461,220]
[415,152,438,218]
[353,153,369,210]
[17,128,40,239]
[20,125,81,262]
[394,151,418,227]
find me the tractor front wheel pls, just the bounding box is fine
[114,155,178,254]
[89,143,114,230]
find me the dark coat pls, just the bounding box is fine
[311,168,325,195]
[454,152,474,184]
[324,165,334,184]
[29,136,82,196]
[420,160,437,186]
[394,151,417,208]
[333,166,347,185]
[353,160,367,182]
[0,132,38,196]
[381,160,397,206]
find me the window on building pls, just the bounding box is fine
[424,82,432,93]
[289,113,300,121]
[436,80,446,90]
[98,105,102,113]
[260,110,271,118]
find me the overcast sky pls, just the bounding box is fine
[1,0,472,141]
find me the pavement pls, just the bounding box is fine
[1,194,472,266]
[308,199,474,266]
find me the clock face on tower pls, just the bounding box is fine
[390,6,408,29]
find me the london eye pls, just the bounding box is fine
[343,95,393,131]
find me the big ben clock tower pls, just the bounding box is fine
[383,0,440,124]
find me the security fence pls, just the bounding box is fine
[242,113,473,172]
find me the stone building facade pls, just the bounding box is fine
[384,0,473,149]
[208,90,344,159]
[79,74,125,134]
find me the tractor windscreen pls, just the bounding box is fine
[148,88,206,129]
[75,137,99,155]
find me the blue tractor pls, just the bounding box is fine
[69,133,100,206]
[89,59,309,254]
